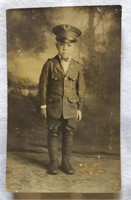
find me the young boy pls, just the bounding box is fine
[39,24,85,175]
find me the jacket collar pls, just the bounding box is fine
[52,54,77,77]
[52,55,65,75]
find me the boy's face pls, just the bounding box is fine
[56,41,76,59]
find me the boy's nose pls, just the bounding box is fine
[63,44,68,50]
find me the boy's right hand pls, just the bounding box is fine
[41,107,47,119]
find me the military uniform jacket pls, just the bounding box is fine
[39,55,85,119]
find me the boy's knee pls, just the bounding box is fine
[49,132,58,138]
[65,128,74,136]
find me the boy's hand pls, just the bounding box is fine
[76,110,82,121]
[41,107,47,119]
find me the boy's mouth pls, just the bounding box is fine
[62,52,68,56]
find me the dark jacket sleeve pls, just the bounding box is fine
[76,66,86,110]
[39,60,50,106]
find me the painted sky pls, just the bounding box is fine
[7,6,121,83]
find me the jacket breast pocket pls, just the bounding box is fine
[51,68,63,81]
[67,74,78,89]
[51,74,61,81]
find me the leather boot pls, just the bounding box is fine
[48,160,58,175]
[61,133,74,175]
[47,134,58,175]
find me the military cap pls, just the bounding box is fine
[52,24,82,43]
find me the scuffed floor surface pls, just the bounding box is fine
[6,151,120,193]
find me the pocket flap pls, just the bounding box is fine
[47,95,61,102]
[68,74,78,81]
[67,95,79,103]
[51,74,62,80]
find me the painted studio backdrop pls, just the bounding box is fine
[6,6,121,193]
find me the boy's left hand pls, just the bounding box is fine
[76,110,82,121]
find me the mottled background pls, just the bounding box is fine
[7,6,121,156]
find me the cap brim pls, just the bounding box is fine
[56,37,77,43]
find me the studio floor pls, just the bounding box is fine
[6,150,120,193]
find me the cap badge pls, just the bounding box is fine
[63,25,70,31]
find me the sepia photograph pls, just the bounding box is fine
[6,5,121,193]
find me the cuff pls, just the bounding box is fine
[41,105,47,109]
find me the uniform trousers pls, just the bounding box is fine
[47,116,77,163]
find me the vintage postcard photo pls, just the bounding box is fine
[6,6,121,193]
